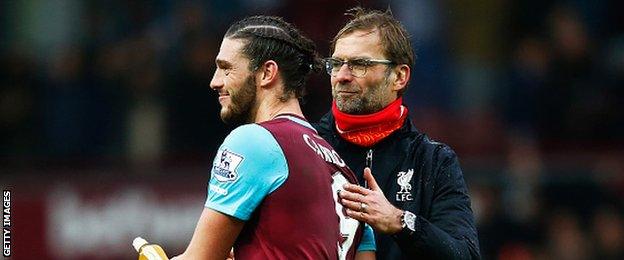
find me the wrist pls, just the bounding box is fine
[391,210,417,240]
[400,210,417,233]
[389,208,404,234]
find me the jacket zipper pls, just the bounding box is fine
[364,149,373,188]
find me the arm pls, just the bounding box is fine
[340,158,480,259]
[355,224,376,260]
[393,153,480,259]
[174,124,288,259]
[174,208,244,260]
[355,251,375,260]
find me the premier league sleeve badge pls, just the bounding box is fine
[213,149,244,182]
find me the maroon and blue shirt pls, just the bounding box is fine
[205,114,375,260]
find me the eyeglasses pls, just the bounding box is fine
[323,58,395,78]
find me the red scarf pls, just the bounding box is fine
[332,98,408,147]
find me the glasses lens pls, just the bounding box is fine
[324,59,333,75]
[325,58,385,77]
[348,59,368,77]
[324,59,340,76]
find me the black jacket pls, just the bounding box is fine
[315,112,481,260]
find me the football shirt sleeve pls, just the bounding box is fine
[357,224,376,251]
[205,124,288,221]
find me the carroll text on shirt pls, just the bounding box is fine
[303,134,346,168]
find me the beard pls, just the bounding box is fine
[220,75,257,125]
[332,76,391,115]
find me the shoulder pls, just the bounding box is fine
[214,123,288,184]
[226,123,270,140]
[401,128,460,175]
[225,123,274,143]
[221,123,282,156]
[420,135,458,164]
[417,136,467,192]
[400,133,469,200]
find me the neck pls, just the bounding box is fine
[332,97,407,147]
[252,90,303,123]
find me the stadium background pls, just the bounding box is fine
[1,0,623,259]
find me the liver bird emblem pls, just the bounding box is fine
[397,169,414,193]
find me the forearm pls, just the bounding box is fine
[393,213,480,259]
[178,208,244,260]
[355,250,375,260]
[392,150,480,259]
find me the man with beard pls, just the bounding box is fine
[315,7,481,259]
[172,16,375,260]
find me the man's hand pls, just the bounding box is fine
[226,248,234,260]
[339,167,403,234]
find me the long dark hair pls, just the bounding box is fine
[225,16,321,100]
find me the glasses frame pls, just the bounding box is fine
[323,58,395,78]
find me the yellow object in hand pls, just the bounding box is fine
[133,237,169,260]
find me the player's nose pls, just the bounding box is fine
[210,70,223,90]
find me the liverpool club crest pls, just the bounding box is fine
[396,169,414,201]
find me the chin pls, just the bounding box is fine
[220,109,248,125]
[219,109,232,123]
[335,99,358,112]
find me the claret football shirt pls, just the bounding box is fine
[206,114,374,260]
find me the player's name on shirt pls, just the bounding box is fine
[303,134,346,168]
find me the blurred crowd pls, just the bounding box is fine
[1,0,623,259]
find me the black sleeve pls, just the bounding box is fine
[393,148,481,259]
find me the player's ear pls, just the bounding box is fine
[257,60,279,88]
